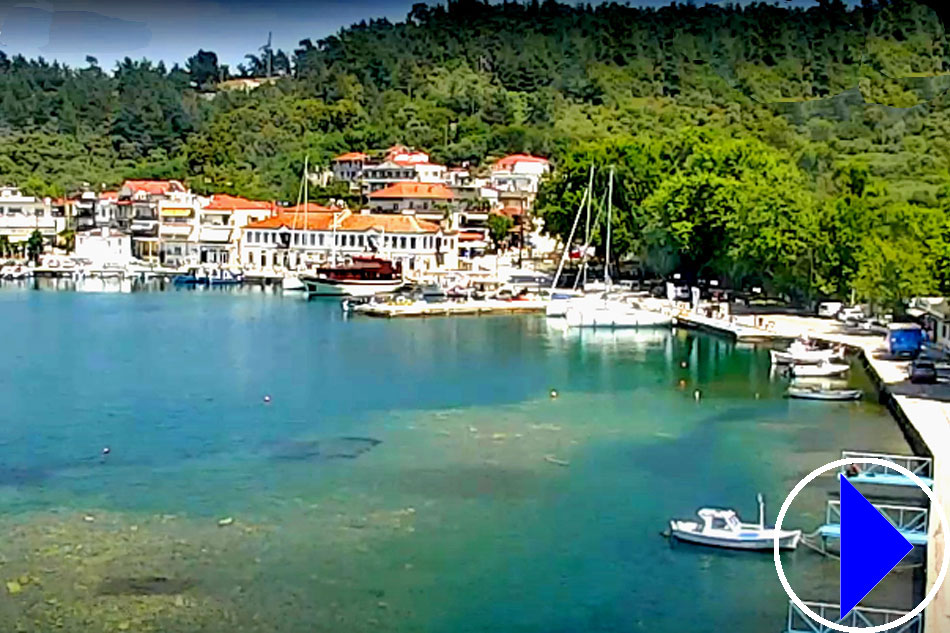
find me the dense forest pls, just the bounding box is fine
[3,0,950,307]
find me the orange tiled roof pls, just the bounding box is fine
[244,212,338,231]
[284,202,341,213]
[333,152,369,162]
[492,154,549,170]
[121,180,186,195]
[368,182,453,200]
[99,191,119,200]
[205,194,275,211]
[339,214,440,234]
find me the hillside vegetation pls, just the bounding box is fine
[2,0,950,307]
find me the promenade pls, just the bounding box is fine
[761,314,950,633]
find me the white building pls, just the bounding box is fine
[0,187,64,246]
[198,194,275,265]
[240,209,458,272]
[118,180,188,262]
[489,154,551,211]
[331,152,368,186]
[74,228,133,266]
[367,182,454,219]
[95,191,119,226]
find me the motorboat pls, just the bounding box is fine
[786,385,863,401]
[790,361,850,378]
[669,494,802,551]
[301,256,405,297]
[207,268,243,286]
[565,297,673,329]
[770,339,845,365]
[281,273,306,292]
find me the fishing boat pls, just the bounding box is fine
[668,494,802,551]
[770,343,844,365]
[786,385,863,401]
[789,361,850,378]
[301,256,405,297]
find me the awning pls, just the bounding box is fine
[161,208,192,217]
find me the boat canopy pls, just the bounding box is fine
[697,508,742,530]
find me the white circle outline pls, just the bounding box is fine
[773,457,950,633]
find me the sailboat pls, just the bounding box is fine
[563,167,673,329]
[546,166,593,317]
[281,157,310,292]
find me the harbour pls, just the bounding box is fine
[0,286,924,632]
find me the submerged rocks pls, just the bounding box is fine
[267,436,382,462]
[97,576,195,596]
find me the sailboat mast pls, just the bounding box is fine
[604,166,614,288]
[303,155,309,267]
[582,168,592,289]
[549,166,593,292]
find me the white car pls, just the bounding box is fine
[818,301,843,318]
[837,306,865,323]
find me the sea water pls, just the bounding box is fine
[0,287,917,632]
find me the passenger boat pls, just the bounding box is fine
[789,361,850,378]
[301,256,405,297]
[669,494,802,551]
[786,385,863,401]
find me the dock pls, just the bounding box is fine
[352,298,548,318]
[758,314,950,633]
[673,309,787,342]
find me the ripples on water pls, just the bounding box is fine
[0,286,918,632]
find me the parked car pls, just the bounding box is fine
[909,357,938,384]
[837,306,866,323]
[818,301,844,318]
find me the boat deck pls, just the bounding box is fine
[352,299,548,318]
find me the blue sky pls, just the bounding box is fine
[0,0,841,69]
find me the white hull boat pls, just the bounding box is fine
[790,362,850,378]
[669,495,802,551]
[786,386,863,401]
[770,348,842,365]
[565,300,672,329]
[281,274,306,292]
[302,277,405,297]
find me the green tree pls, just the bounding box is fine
[26,229,44,263]
[487,213,514,250]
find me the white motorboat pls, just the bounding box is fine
[770,339,845,365]
[565,298,673,329]
[790,361,850,378]
[281,273,306,292]
[786,386,863,401]
[669,495,802,551]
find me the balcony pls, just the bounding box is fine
[130,220,159,236]
[159,224,194,239]
[198,226,233,243]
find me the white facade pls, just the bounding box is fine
[74,228,133,266]
[0,187,63,243]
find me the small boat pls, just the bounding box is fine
[786,386,863,401]
[669,494,802,551]
[281,273,306,292]
[770,340,845,365]
[790,361,850,378]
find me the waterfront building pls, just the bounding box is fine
[118,180,188,262]
[198,194,275,265]
[95,191,119,226]
[74,227,133,266]
[0,187,64,248]
[490,154,551,212]
[240,208,458,272]
[157,194,203,268]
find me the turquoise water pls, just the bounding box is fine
[0,287,918,632]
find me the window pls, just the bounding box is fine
[309,234,315,246]
[400,237,407,249]
[411,237,417,249]
[358,235,364,247]
[319,234,324,246]
[293,234,299,245]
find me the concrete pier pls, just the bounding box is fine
[761,314,949,633]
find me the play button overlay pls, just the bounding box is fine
[839,475,913,619]
[772,457,950,633]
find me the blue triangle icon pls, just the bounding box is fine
[840,475,914,619]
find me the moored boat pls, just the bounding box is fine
[790,361,850,378]
[770,339,845,365]
[301,256,405,297]
[786,386,863,401]
[669,494,802,551]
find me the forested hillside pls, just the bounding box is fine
[2,0,950,306]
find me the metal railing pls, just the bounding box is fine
[825,500,928,535]
[840,451,933,481]
[786,601,922,633]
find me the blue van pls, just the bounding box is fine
[886,323,927,358]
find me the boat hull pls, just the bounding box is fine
[565,306,673,329]
[302,277,405,297]
[669,522,802,551]
[281,275,306,292]
[770,349,840,365]
[790,363,850,378]
[786,388,863,401]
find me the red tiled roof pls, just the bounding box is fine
[204,194,275,211]
[339,214,440,234]
[121,179,186,195]
[491,154,550,171]
[99,191,119,200]
[368,182,453,200]
[459,231,486,241]
[333,152,369,162]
